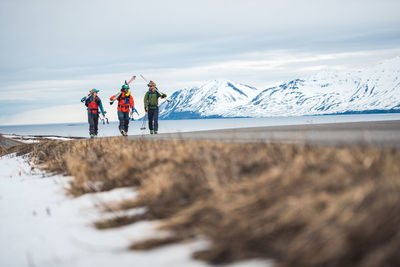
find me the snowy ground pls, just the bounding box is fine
[0,153,270,267]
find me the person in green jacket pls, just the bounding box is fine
[144,81,167,134]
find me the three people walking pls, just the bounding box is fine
[144,81,167,134]
[82,77,166,138]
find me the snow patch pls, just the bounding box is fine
[0,154,271,267]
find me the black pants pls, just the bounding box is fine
[88,113,99,135]
[148,108,159,131]
[118,110,130,133]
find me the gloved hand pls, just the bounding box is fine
[104,111,107,114]
[161,94,167,99]
[145,107,149,112]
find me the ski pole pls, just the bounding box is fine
[100,113,109,124]
[140,113,147,130]
[129,105,139,121]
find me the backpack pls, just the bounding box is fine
[85,96,100,107]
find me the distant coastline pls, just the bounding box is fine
[158,109,400,120]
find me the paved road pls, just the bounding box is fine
[0,136,23,150]
[128,120,400,147]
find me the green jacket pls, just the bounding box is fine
[144,90,166,109]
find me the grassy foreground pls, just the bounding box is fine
[25,137,400,267]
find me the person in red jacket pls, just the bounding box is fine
[110,84,134,136]
[81,89,106,139]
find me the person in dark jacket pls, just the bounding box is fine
[143,81,166,134]
[81,89,106,139]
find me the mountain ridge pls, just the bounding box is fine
[159,57,400,119]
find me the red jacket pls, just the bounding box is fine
[110,92,134,113]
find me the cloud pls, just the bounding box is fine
[136,48,400,89]
[1,0,400,125]
[1,0,400,71]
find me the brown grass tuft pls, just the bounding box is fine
[130,236,184,250]
[29,137,400,267]
[0,145,7,156]
[94,214,147,229]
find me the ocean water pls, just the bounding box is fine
[0,113,399,138]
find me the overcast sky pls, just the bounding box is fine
[1,0,400,125]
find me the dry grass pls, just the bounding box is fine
[0,145,7,156]
[28,137,400,267]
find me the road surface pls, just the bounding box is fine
[0,135,23,150]
[128,120,400,147]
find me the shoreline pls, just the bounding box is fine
[0,113,399,139]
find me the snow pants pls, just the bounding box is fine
[88,113,99,135]
[148,108,159,132]
[118,110,130,133]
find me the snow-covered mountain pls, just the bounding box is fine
[159,57,400,119]
[159,80,259,119]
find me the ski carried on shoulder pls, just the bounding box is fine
[110,75,136,105]
[140,74,150,83]
[140,74,170,103]
[81,94,90,103]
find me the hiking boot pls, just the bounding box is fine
[120,129,126,136]
[94,135,99,139]
[150,130,154,134]
[154,131,158,134]
[90,134,94,139]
